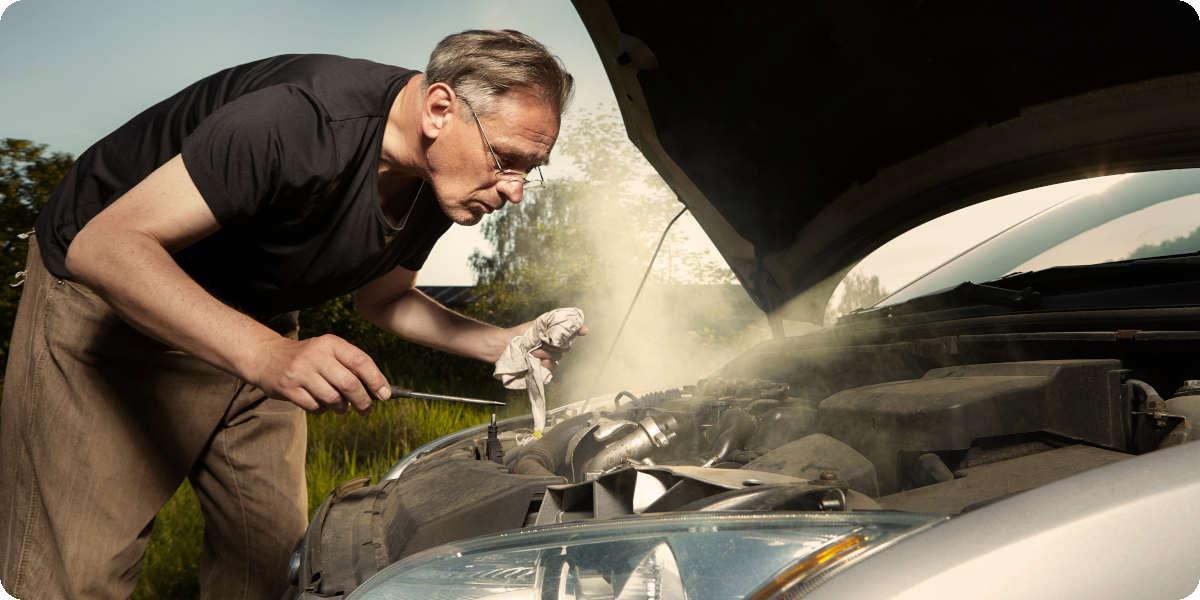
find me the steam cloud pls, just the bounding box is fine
[534,111,775,404]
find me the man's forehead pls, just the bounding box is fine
[485,92,559,165]
[496,145,553,167]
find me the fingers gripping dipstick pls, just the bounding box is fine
[388,385,506,407]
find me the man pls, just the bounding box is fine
[0,30,580,599]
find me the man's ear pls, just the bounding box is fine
[421,82,456,140]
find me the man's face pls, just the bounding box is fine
[426,88,559,226]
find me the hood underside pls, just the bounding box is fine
[573,0,1200,322]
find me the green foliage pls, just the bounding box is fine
[467,181,591,324]
[1126,225,1200,260]
[0,139,74,375]
[132,482,203,600]
[305,397,494,515]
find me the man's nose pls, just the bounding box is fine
[497,179,525,204]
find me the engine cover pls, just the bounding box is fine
[816,359,1130,493]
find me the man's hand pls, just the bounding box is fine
[501,307,588,375]
[528,324,588,372]
[247,335,391,414]
[493,308,586,436]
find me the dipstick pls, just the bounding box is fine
[389,385,506,407]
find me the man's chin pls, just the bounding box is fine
[449,207,485,226]
[432,199,483,226]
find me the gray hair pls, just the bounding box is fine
[424,29,574,118]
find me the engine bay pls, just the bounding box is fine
[292,331,1200,597]
[502,358,1192,519]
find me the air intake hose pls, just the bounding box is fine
[511,413,593,476]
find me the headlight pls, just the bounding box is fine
[347,512,940,600]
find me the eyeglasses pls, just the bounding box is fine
[461,98,545,190]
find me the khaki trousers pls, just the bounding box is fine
[0,236,307,600]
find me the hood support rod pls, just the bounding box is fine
[591,205,689,394]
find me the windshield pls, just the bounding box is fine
[868,169,1200,308]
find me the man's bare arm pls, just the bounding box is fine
[354,266,515,362]
[65,154,389,413]
[355,266,588,370]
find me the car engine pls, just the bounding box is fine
[290,332,1200,598]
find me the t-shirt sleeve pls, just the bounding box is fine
[398,218,453,271]
[399,249,435,272]
[181,84,339,226]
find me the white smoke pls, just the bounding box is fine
[537,108,772,402]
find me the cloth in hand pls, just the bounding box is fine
[493,307,585,436]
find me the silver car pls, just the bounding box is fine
[288,1,1200,598]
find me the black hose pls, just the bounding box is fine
[511,413,593,476]
[702,408,757,467]
[614,391,639,406]
[1128,378,1165,408]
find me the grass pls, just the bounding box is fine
[304,398,498,512]
[130,396,505,600]
[134,481,204,599]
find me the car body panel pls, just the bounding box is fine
[807,440,1200,600]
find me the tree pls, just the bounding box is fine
[1126,225,1200,260]
[468,105,734,324]
[0,139,75,377]
[825,273,889,323]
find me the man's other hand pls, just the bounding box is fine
[249,335,390,413]
[530,324,588,372]
[508,307,587,373]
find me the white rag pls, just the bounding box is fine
[493,307,585,436]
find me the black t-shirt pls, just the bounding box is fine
[36,54,452,319]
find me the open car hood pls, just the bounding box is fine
[572,0,1200,323]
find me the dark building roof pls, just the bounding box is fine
[417,285,478,308]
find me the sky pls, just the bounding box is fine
[4,0,1200,299]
